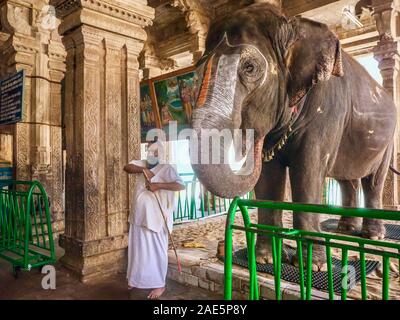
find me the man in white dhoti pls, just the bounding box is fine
[124,139,185,299]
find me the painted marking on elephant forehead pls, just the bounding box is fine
[221,32,269,85]
[197,56,214,108]
[209,53,240,120]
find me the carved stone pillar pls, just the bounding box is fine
[53,0,154,281]
[0,0,66,235]
[372,0,400,208]
[139,39,176,80]
[172,0,210,64]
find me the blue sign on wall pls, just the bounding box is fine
[0,167,13,180]
[0,70,25,125]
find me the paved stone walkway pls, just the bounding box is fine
[0,260,222,300]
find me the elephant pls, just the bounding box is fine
[189,3,396,270]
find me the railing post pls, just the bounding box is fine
[341,248,349,300]
[224,197,239,300]
[239,203,258,300]
[306,242,313,300]
[297,238,305,300]
[382,256,390,300]
[37,181,56,263]
[359,244,367,300]
[326,241,334,300]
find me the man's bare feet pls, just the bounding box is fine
[147,287,165,299]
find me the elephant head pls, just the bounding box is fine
[190,3,343,198]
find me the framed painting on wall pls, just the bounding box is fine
[139,81,159,141]
[177,70,199,124]
[154,76,187,132]
[139,66,198,141]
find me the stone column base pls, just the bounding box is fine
[59,234,128,282]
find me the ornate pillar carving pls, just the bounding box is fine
[139,38,177,80]
[171,0,211,64]
[372,0,400,208]
[53,0,154,281]
[0,0,66,234]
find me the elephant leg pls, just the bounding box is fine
[255,159,288,264]
[361,174,386,240]
[360,144,392,240]
[289,165,327,271]
[337,179,362,234]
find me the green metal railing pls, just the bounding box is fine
[224,198,400,300]
[0,180,56,276]
[173,173,254,223]
[175,176,354,224]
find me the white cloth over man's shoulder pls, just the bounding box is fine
[128,160,183,233]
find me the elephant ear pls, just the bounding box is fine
[285,17,344,107]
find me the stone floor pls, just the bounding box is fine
[0,262,222,300]
[0,249,222,300]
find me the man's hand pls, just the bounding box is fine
[146,183,159,193]
[143,168,155,181]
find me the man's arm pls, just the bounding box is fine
[124,163,155,180]
[147,182,185,192]
[123,163,145,174]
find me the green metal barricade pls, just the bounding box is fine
[175,175,343,224]
[224,198,400,300]
[0,180,56,276]
[173,173,254,223]
[174,173,196,222]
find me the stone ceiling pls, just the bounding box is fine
[140,0,378,78]
[151,3,189,43]
[146,0,374,44]
[301,0,372,26]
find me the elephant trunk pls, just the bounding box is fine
[191,105,264,199]
[190,50,264,198]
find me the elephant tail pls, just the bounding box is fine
[390,165,400,175]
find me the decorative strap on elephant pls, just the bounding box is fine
[262,108,298,162]
[262,125,293,162]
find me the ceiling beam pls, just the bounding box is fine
[284,0,340,16]
[148,0,170,8]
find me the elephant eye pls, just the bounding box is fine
[240,59,262,84]
[244,62,254,73]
